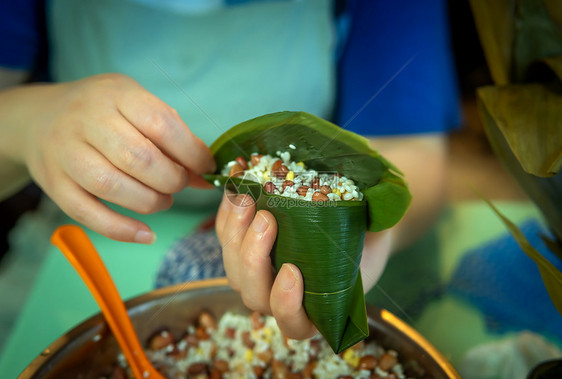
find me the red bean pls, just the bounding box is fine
[225,327,236,339]
[378,353,398,371]
[358,355,377,370]
[242,331,255,349]
[312,192,329,202]
[319,185,331,195]
[213,359,229,373]
[311,178,320,189]
[272,160,289,178]
[257,349,273,364]
[253,365,265,378]
[264,181,276,194]
[282,180,294,191]
[250,311,265,330]
[198,311,217,330]
[272,360,289,379]
[187,362,208,376]
[250,154,263,166]
[148,329,174,351]
[235,156,249,170]
[229,163,244,178]
[302,361,317,378]
[195,326,210,340]
[296,186,309,196]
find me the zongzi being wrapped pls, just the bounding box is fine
[220,151,364,202]
[205,111,411,354]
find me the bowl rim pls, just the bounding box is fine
[21,277,460,378]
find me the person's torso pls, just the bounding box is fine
[48,0,337,146]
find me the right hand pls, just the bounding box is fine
[4,73,215,243]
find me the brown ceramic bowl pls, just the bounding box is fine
[20,278,459,378]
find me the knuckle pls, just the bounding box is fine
[242,249,263,270]
[64,199,90,225]
[163,169,188,194]
[120,140,155,172]
[147,110,175,144]
[91,170,120,196]
[94,72,133,88]
[135,193,169,214]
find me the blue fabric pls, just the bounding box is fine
[337,0,460,135]
[155,229,224,288]
[449,220,562,342]
[0,0,46,70]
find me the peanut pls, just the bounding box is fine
[229,163,244,178]
[296,186,309,196]
[235,156,249,170]
[312,192,329,202]
[319,185,331,195]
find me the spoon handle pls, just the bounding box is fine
[51,225,164,379]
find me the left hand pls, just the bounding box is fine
[215,192,396,340]
[215,192,318,340]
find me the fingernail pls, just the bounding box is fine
[252,212,269,233]
[134,230,156,244]
[279,264,297,291]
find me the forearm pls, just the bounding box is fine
[0,68,36,199]
[0,156,31,200]
[359,134,449,291]
[367,134,448,251]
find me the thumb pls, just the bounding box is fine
[270,263,317,340]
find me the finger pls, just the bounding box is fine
[187,169,215,189]
[239,210,277,315]
[48,175,156,243]
[220,194,255,290]
[216,192,232,243]
[270,264,317,340]
[84,116,190,195]
[117,90,216,175]
[62,143,173,215]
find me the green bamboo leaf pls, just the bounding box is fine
[542,55,562,80]
[468,0,515,85]
[205,111,410,353]
[477,86,562,248]
[469,0,562,84]
[207,111,411,232]
[512,0,562,82]
[477,84,562,177]
[542,234,562,261]
[483,198,562,316]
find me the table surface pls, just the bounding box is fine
[0,200,559,377]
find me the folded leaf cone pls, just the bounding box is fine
[205,111,411,353]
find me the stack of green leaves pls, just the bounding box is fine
[469,0,562,314]
[205,111,411,353]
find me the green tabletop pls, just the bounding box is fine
[0,200,558,378]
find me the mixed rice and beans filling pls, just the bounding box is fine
[110,311,419,379]
[217,150,364,202]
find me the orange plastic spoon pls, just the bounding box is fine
[51,225,164,379]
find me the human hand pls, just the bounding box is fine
[215,192,318,340]
[215,190,397,340]
[6,73,215,243]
